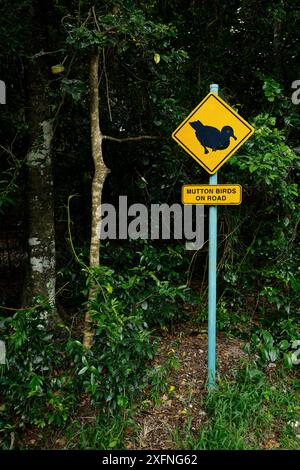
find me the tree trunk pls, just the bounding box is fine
[83,47,109,349]
[22,3,56,316]
[23,118,56,310]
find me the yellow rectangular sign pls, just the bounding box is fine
[182,184,242,205]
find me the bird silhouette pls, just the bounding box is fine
[189,121,237,154]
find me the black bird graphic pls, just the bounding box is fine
[189,121,237,154]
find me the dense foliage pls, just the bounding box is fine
[0,0,299,450]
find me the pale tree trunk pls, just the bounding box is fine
[22,3,56,317]
[24,119,56,310]
[83,47,109,348]
[82,45,158,348]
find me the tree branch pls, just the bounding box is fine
[102,135,161,143]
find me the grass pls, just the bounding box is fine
[142,351,180,405]
[173,365,300,450]
[66,361,299,451]
[64,412,131,450]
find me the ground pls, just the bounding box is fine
[16,322,246,450]
[15,320,299,450]
[127,323,246,450]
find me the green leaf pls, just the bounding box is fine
[279,340,290,350]
[154,53,160,64]
[78,366,88,375]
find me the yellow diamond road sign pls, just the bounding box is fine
[172,93,254,174]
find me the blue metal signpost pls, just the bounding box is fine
[207,83,219,389]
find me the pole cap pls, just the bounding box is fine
[210,84,219,94]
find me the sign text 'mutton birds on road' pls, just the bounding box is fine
[172,93,254,174]
[182,184,242,205]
